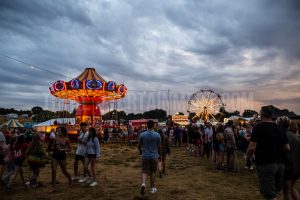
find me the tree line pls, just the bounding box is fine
[0,105,295,123]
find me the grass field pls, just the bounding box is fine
[1,143,298,200]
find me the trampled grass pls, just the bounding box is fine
[1,143,298,200]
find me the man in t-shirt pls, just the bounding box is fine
[138,120,161,195]
[246,106,290,200]
[205,122,214,158]
[73,122,90,182]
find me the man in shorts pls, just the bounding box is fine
[247,106,290,200]
[138,120,161,195]
[73,122,90,182]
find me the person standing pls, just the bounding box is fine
[0,130,6,182]
[138,120,161,195]
[246,106,290,200]
[73,122,90,182]
[26,134,46,188]
[174,126,182,147]
[224,121,237,171]
[82,127,100,187]
[215,124,225,172]
[205,122,213,159]
[158,129,170,178]
[276,117,300,200]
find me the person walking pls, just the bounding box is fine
[82,127,100,187]
[158,129,170,178]
[138,120,161,195]
[246,106,290,200]
[50,126,73,192]
[26,134,46,188]
[73,122,90,182]
[6,135,28,191]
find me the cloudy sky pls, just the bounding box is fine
[0,0,299,114]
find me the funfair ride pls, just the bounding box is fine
[187,89,225,122]
[49,68,127,126]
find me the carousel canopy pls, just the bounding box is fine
[1,119,24,128]
[49,68,127,104]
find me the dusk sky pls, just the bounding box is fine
[0,0,299,114]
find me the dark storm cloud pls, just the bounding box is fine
[0,0,299,113]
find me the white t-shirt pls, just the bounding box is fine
[75,131,89,156]
[205,127,213,142]
[50,131,56,140]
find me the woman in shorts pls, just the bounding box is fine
[50,126,72,192]
[83,127,100,187]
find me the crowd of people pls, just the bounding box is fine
[137,106,300,199]
[0,122,100,192]
[1,106,300,199]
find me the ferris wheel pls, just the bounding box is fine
[187,89,225,122]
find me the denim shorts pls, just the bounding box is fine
[257,163,285,199]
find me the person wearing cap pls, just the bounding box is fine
[246,106,290,200]
[73,122,90,182]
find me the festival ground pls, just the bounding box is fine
[1,144,298,200]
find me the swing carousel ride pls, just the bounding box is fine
[187,89,225,122]
[49,68,127,126]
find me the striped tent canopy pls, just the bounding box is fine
[1,119,24,128]
[75,68,106,82]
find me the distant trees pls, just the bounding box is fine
[103,109,167,121]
